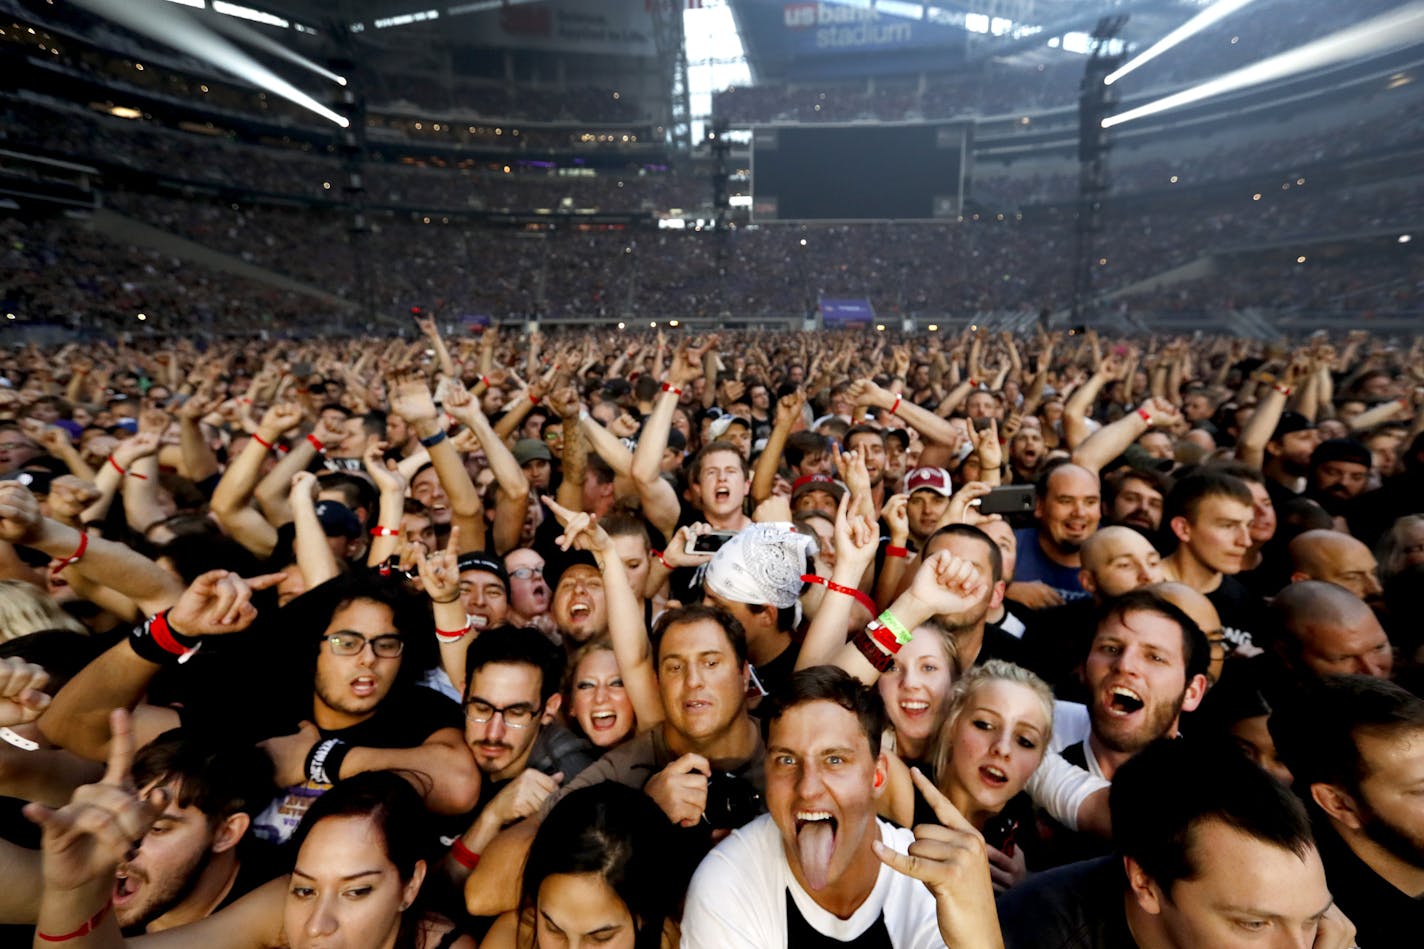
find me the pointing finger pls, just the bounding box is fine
[910,768,981,836]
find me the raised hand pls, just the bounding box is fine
[834,492,880,577]
[387,370,438,424]
[662,524,716,570]
[166,569,286,636]
[25,709,166,892]
[873,768,1003,949]
[416,526,461,604]
[545,386,581,420]
[544,496,610,554]
[0,655,50,726]
[907,549,989,619]
[47,476,100,523]
[775,389,806,426]
[289,470,319,505]
[846,378,890,409]
[259,402,304,436]
[881,492,910,543]
[111,432,161,470]
[0,481,42,545]
[944,481,995,527]
[362,439,407,496]
[970,418,1002,471]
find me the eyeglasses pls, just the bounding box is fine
[0,442,31,452]
[465,699,537,729]
[325,632,404,658]
[508,567,544,580]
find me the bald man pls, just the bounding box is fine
[1020,526,1166,700]
[1274,580,1393,682]
[1150,581,1226,684]
[1288,528,1384,605]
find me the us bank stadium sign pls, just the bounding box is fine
[783,2,913,50]
[734,1,968,79]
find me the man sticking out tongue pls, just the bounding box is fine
[682,665,1004,948]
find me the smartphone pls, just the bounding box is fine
[687,531,737,555]
[977,485,1035,516]
[292,361,313,378]
[972,416,993,432]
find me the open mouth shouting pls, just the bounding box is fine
[350,675,379,699]
[794,810,838,891]
[1104,685,1145,717]
[587,709,621,734]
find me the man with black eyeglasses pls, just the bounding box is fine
[39,571,481,846]
[440,625,597,888]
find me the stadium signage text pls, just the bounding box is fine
[784,3,914,49]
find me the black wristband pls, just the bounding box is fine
[418,429,447,449]
[129,611,203,666]
[306,738,349,786]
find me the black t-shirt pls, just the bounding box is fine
[225,684,462,845]
[997,856,1138,949]
[1017,599,1096,702]
[1314,812,1424,949]
[1207,575,1268,659]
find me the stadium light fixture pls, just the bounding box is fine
[72,0,349,127]
[1104,0,1260,86]
[1103,3,1424,128]
[202,8,349,87]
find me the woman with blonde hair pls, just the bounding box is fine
[0,579,85,641]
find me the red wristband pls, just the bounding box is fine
[528,394,540,406]
[480,375,491,388]
[436,625,471,644]
[251,433,274,451]
[889,395,901,416]
[450,838,480,869]
[37,900,111,942]
[108,455,126,476]
[1136,407,1152,424]
[1274,384,1293,396]
[885,545,909,559]
[306,433,326,452]
[651,549,669,569]
[148,611,193,658]
[661,382,682,397]
[801,574,876,615]
[51,531,88,576]
[369,526,398,537]
[968,378,979,388]
[868,620,903,655]
[851,627,895,672]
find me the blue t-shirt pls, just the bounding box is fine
[1012,527,1090,602]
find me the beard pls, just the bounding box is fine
[1359,801,1424,869]
[116,847,211,933]
[1090,691,1186,755]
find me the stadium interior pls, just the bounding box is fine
[1,0,1421,336]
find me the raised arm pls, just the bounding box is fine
[363,440,408,567]
[210,403,305,558]
[798,496,881,674]
[289,472,341,591]
[545,498,663,731]
[1071,397,1180,475]
[38,570,281,760]
[389,370,485,554]
[751,389,804,504]
[252,415,344,528]
[444,380,530,556]
[0,483,182,617]
[1235,360,1309,469]
[848,378,963,447]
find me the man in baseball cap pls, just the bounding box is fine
[904,467,953,551]
[790,474,846,516]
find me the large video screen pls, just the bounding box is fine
[752,122,968,222]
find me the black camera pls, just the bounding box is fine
[702,770,763,830]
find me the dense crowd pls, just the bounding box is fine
[0,321,1417,948]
